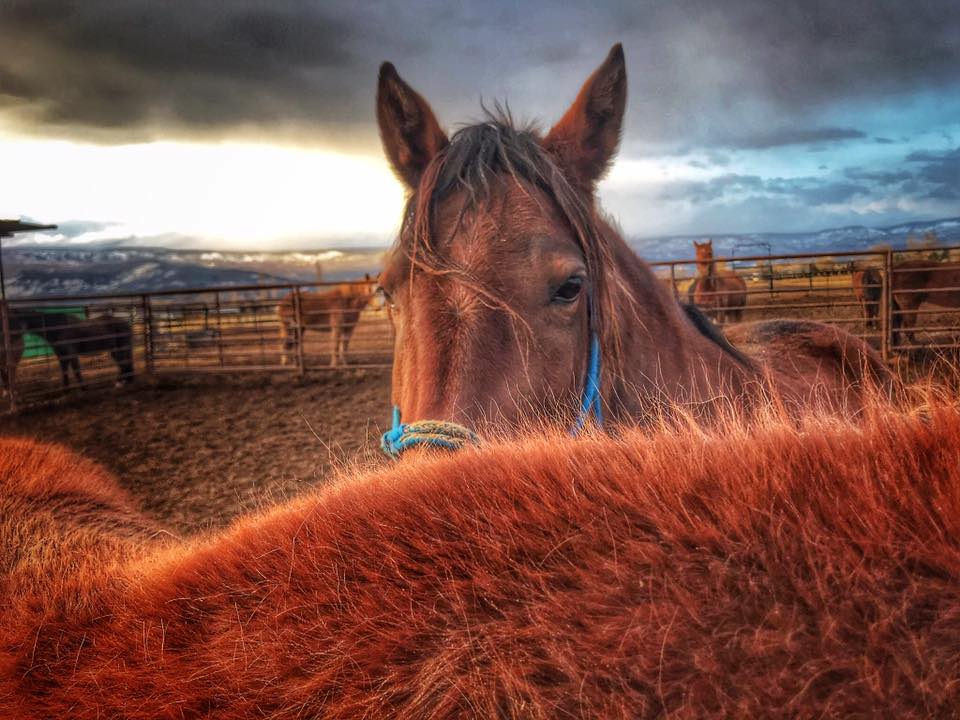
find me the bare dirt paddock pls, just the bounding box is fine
[0,370,393,534]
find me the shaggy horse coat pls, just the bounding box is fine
[2,406,960,718]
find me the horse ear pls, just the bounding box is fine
[543,44,626,191]
[377,62,449,190]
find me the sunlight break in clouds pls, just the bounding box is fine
[0,134,406,248]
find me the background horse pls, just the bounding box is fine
[7,310,134,389]
[687,239,747,322]
[890,259,960,348]
[3,404,959,717]
[278,274,378,367]
[375,45,889,438]
[852,266,882,330]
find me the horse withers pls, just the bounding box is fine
[375,44,890,444]
[277,274,380,367]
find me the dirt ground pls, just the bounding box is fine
[0,370,393,534]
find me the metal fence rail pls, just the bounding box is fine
[4,244,960,412]
[1,280,392,411]
[653,244,960,363]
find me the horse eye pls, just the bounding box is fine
[552,276,584,304]
[379,287,399,311]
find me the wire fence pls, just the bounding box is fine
[4,245,960,412]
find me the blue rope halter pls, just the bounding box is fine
[380,331,603,458]
[572,332,604,433]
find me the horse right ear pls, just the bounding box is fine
[543,44,627,192]
[377,63,449,190]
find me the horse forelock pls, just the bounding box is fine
[393,112,633,384]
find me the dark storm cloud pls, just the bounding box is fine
[843,168,913,184]
[660,173,874,207]
[717,127,866,150]
[906,147,960,200]
[0,0,393,144]
[0,0,958,150]
[661,145,958,211]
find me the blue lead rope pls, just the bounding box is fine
[381,332,602,457]
[572,333,603,435]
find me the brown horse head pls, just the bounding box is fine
[378,45,637,435]
[694,240,714,275]
[373,46,845,447]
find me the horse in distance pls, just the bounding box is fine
[889,258,960,348]
[688,239,748,323]
[6,309,134,389]
[277,274,379,367]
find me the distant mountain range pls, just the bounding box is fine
[2,246,387,298]
[631,216,960,262]
[2,217,958,298]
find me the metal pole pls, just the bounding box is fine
[0,237,16,412]
[141,294,154,376]
[881,249,893,361]
[293,286,306,375]
[214,291,224,367]
[768,249,774,298]
[1,300,15,414]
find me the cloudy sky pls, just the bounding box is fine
[0,0,958,249]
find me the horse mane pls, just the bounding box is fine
[396,111,634,380]
[680,303,754,368]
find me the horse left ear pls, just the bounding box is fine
[543,43,627,191]
[377,62,449,190]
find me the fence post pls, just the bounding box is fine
[141,294,154,376]
[881,249,893,362]
[1,300,16,413]
[214,291,225,367]
[293,286,306,375]
[669,263,679,301]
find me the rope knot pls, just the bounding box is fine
[381,408,480,458]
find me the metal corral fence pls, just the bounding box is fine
[4,245,960,412]
[653,243,960,362]
[0,280,392,412]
